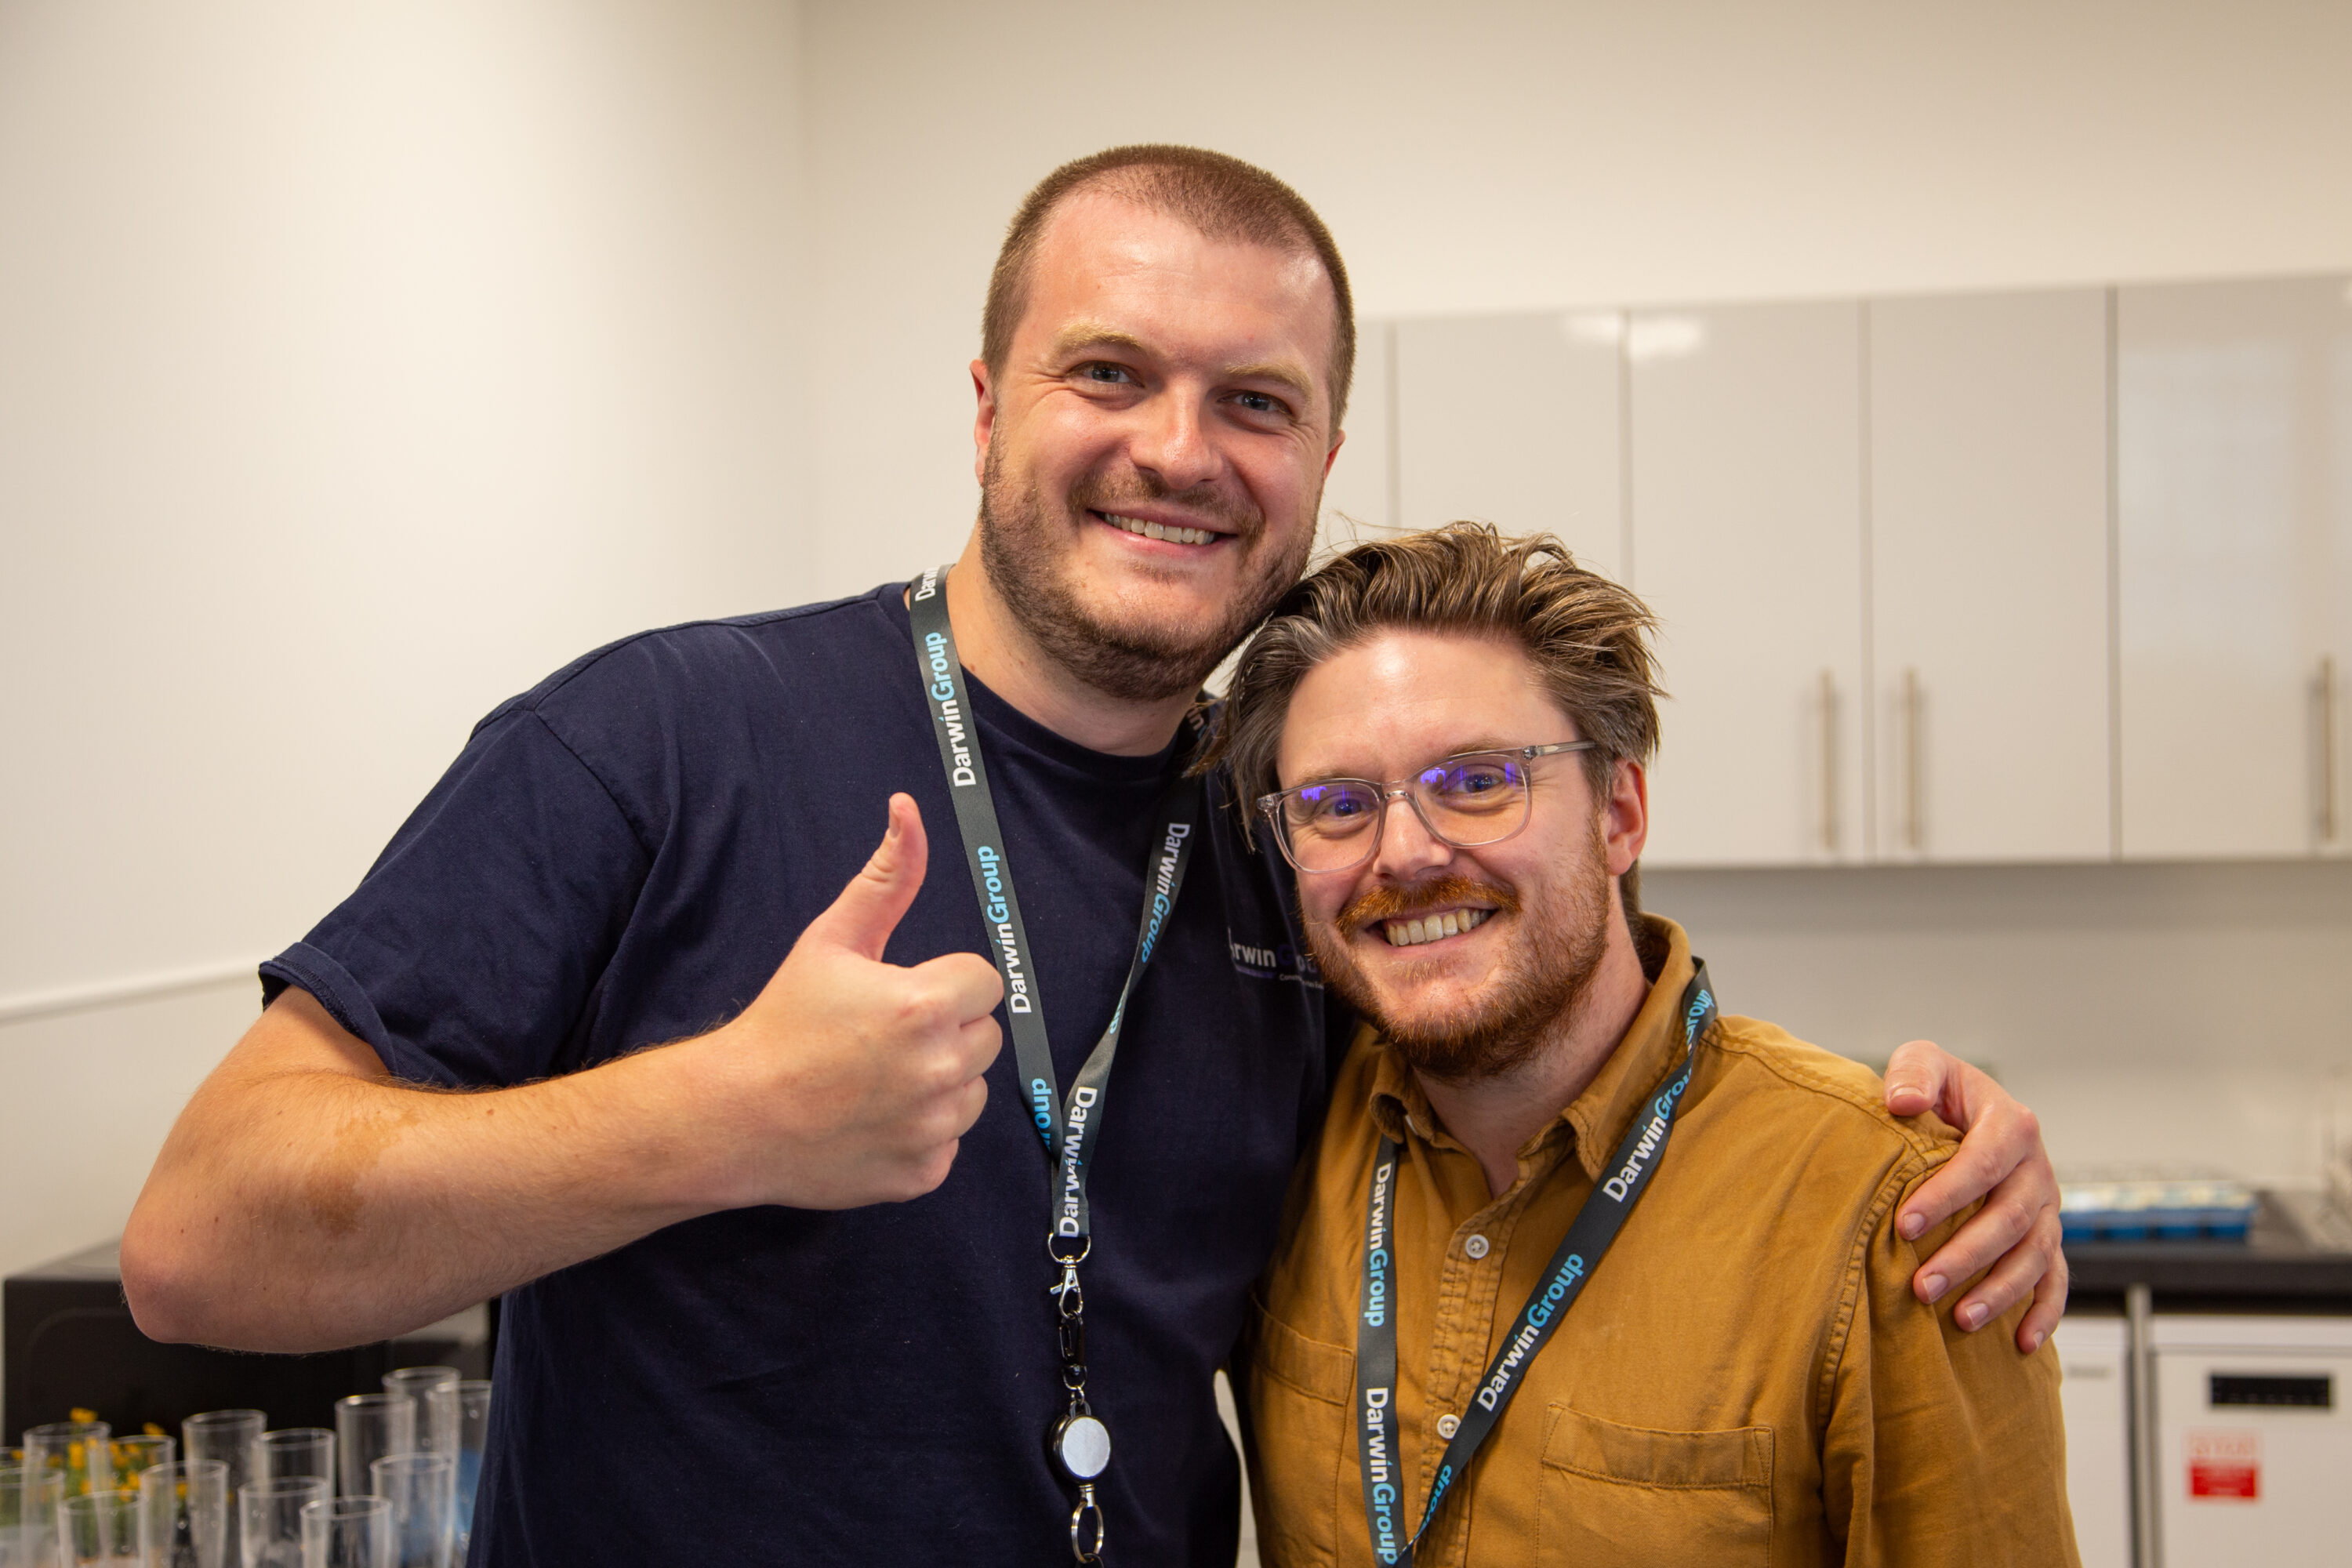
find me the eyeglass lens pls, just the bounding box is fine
[1279,756,1530,869]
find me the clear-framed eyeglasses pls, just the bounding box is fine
[1256,740,1597,874]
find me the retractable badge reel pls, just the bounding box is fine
[1049,1237,1109,1563]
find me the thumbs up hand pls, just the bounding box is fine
[691,793,1004,1210]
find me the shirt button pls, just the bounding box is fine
[1464,1233,1490,1260]
[1436,1413,1461,1439]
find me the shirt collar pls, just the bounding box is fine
[1363,914,1700,1181]
[1561,915,1698,1181]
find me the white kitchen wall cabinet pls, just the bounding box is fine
[1868,289,2114,863]
[1392,312,1624,579]
[1631,301,1868,866]
[2117,276,2352,860]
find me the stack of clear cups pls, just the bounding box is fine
[138,1457,230,1568]
[1,1464,68,1568]
[452,1383,492,1559]
[299,1496,395,1568]
[240,1475,328,1568]
[23,1421,114,1500]
[331,1400,412,1502]
[60,1487,140,1566]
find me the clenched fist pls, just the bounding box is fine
[688,793,1004,1210]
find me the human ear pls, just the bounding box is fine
[971,360,997,484]
[1602,758,1647,876]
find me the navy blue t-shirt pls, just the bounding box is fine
[260,583,1334,1565]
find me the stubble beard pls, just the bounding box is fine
[1305,826,1616,1083]
[977,440,1316,703]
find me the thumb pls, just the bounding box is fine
[803,793,929,961]
[1882,1039,1946,1120]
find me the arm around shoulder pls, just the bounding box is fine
[1819,1157,2082,1568]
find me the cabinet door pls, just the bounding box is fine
[2049,1318,2132,1568]
[1631,301,1867,866]
[2117,277,2352,859]
[1393,312,1623,579]
[1869,289,2114,862]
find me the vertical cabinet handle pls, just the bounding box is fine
[2322,655,2340,847]
[1818,670,1838,855]
[1903,668,1923,854]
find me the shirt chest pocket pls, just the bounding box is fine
[1536,1405,1774,1566]
[1240,1295,1356,1568]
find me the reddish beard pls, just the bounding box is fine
[1305,830,1614,1083]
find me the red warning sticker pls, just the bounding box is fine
[2185,1429,2260,1501]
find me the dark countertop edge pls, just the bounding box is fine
[2059,1189,2352,1308]
[2067,1287,2352,1316]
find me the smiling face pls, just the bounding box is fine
[1279,630,1647,1080]
[971,192,1342,699]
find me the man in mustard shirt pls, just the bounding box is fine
[1210,523,2078,1566]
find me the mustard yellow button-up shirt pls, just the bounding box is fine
[1240,917,2077,1567]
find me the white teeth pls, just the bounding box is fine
[1380,908,1492,947]
[1105,513,1214,546]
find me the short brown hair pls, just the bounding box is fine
[1210,522,1664,833]
[981,144,1356,429]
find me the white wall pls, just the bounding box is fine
[0,0,812,1287]
[797,0,2352,597]
[1647,862,2352,1186]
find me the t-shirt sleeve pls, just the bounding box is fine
[260,705,653,1090]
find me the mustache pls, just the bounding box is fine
[1069,470,1263,540]
[1335,876,1520,937]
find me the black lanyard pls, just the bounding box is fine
[1356,964,1716,1566]
[906,564,1203,1563]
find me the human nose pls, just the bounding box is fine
[1368,789,1456,880]
[1127,388,1220,493]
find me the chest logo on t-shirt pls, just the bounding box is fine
[1228,931,1321,986]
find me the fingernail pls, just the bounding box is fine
[1898,1211,1926,1240]
[1958,1301,1988,1330]
[2025,1329,2045,1353]
[1921,1272,1949,1303]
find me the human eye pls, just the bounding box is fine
[1293,782,1374,829]
[1078,361,1136,386]
[1429,758,1520,808]
[1226,387,1293,422]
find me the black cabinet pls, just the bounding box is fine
[5,1240,488,1439]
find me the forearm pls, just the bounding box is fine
[124,1001,727,1352]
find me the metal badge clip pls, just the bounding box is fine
[1069,1480,1105,1563]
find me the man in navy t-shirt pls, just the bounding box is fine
[122,146,2066,1564]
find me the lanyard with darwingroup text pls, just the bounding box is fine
[1355,964,1716,1566]
[906,564,1203,1564]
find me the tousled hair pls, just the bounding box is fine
[1207,523,1666,909]
[981,144,1356,429]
